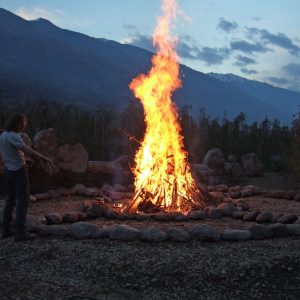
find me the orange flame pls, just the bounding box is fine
[124,0,203,213]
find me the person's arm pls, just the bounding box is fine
[21,145,53,164]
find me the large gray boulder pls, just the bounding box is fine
[33,128,59,173]
[241,153,264,177]
[203,148,225,170]
[56,143,88,173]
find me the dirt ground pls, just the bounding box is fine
[0,172,300,300]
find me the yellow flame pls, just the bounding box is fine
[125,0,202,213]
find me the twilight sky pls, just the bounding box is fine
[1,0,299,91]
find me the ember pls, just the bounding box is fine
[122,0,205,214]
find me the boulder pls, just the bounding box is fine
[221,229,251,241]
[231,211,247,219]
[269,223,290,237]
[109,224,141,241]
[224,161,244,179]
[207,207,223,219]
[92,227,111,239]
[70,184,86,195]
[277,214,298,224]
[139,227,168,243]
[217,203,236,216]
[243,211,260,222]
[57,187,72,197]
[33,128,59,173]
[166,228,191,242]
[241,153,264,177]
[34,193,50,200]
[188,210,206,220]
[36,225,68,237]
[68,222,98,239]
[56,143,88,173]
[63,212,79,223]
[271,212,284,223]
[247,224,273,240]
[256,212,273,223]
[170,212,188,222]
[190,224,220,242]
[203,148,225,170]
[44,213,63,225]
[286,224,300,236]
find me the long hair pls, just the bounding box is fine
[4,113,27,132]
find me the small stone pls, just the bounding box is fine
[277,214,298,224]
[237,202,250,211]
[36,225,68,237]
[241,189,253,198]
[135,212,150,221]
[44,213,63,225]
[62,212,79,223]
[153,212,174,222]
[105,209,119,219]
[82,187,100,197]
[170,212,188,222]
[70,184,86,195]
[229,186,242,192]
[269,223,290,237]
[207,207,223,219]
[57,187,72,196]
[108,191,126,201]
[78,212,87,221]
[34,193,50,200]
[256,212,273,223]
[286,224,300,236]
[26,218,40,232]
[221,229,251,241]
[113,184,128,192]
[92,227,111,239]
[217,203,236,216]
[222,197,233,203]
[271,212,284,223]
[247,224,273,240]
[30,195,37,203]
[188,210,206,220]
[190,224,220,242]
[209,191,225,202]
[215,184,229,192]
[231,211,247,219]
[243,211,260,222]
[91,203,108,217]
[228,191,241,199]
[48,190,60,199]
[139,226,168,243]
[166,227,191,242]
[68,222,98,239]
[109,224,141,241]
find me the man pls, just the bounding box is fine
[0,113,52,242]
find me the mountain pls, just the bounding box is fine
[208,73,300,121]
[0,8,296,123]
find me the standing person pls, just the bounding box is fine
[0,113,52,242]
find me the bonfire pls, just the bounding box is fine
[122,0,205,214]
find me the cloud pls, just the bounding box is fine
[15,6,93,28]
[230,40,271,54]
[268,77,289,85]
[247,27,300,56]
[234,55,256,67]
[240,68,258,75]
[217,18,238,33]
[282,63,300,77]
[123,28,231,65]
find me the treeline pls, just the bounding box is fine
[0,97,299,173]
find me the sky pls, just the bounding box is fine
[0,0,300,92]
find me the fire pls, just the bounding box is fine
[123,0,203,213]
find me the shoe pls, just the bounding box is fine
[15,231,36,242]
[1,228,13,239]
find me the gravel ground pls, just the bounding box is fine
[0,234,300,300]
[1,172,300,300]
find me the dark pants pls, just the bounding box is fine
[3,167,30,234]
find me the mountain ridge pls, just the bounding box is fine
[0,8,298,123]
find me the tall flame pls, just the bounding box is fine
[124,0,203,213]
